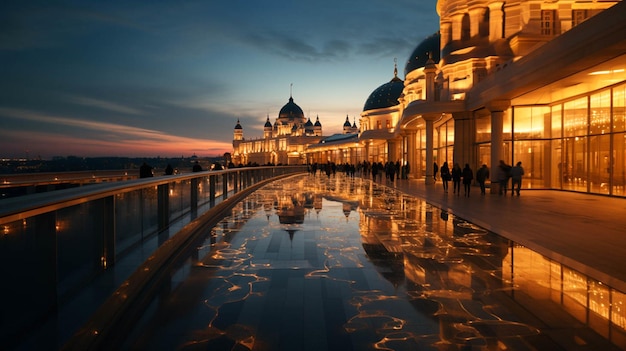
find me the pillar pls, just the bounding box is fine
[452,111,474,168]
[487,100,510,194]
[424,114,439,185]
[407,131,416,179]
[489,2,505,42]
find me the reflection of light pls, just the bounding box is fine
[3,226,9,235]
[589,69,624,75]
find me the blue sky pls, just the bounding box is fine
[0,0,439,159]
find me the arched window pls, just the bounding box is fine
[461,13,471,40]
[479,8,490,37]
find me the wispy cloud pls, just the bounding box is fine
[0,108,232,157]
[65,96,145,115]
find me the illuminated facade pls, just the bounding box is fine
[401,0,625,195]
[306,0,626,196]
[232,95,324,165]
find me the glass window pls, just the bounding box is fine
[514,106,550,139]
[589,134,611,195]
[552,139,563,189]
[590,90,611,135]
[446,119,455,146]
[614,83,626,132]
[541,10,557,36]
[552,104,562,139]
[503,109,512,140]
[513,140,548,189]
[563,136,588,192]
[564,97,588,137]
[613,132,626,196]
[475,114,491,143]
[572,9,588,27]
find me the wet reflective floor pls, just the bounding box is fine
[123,174,619,350]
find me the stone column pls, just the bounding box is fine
[488,2,505,42]
[407,131,416,179]
[452,111,473,167]
[487,100,510,193]
[424,114,439,185]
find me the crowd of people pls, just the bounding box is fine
[435,160,524,196]
[142,157,525,196]
[308,160,411,182]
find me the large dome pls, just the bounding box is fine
[363,75,404,112]
[278,97,305,122]
[404,32,441,76]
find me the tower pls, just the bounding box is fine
[234,119,243,141]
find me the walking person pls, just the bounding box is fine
[510,161,525,196]
[433,162,439,181]
[476,164,489,195]
[498,160,512,195]
[462,163,473,197]
[440,162,450,193]
[451,163,462,196]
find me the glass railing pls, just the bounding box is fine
[0,166,306,350]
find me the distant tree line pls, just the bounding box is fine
[0,156,224,174]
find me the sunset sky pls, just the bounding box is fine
[0,0,439,159]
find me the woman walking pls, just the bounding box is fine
[440,162,451,193]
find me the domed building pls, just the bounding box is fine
[303,0,626,201]
[358,62,405,164]
[394,0,626,196]
[232,95,325,165]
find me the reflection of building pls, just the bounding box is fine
[304,0,626,197]
[232,95,325,165]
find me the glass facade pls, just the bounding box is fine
[470,82,626,197]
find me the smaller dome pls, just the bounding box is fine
[404,32,441,76]
[305,118,313,127]
[264,116,272,128]
[343,115,351,127]
[314,116,322,127]
[363,74,404,112]
[234,119,242,130]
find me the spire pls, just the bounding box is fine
[394,57,398,78]
[290,83,293,98]
[391,57,402,82]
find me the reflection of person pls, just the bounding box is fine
[192,161,202,172]
[440,162,450,193]
[462,163,473,197]
[476,164,489,195]
[510,161,525,196]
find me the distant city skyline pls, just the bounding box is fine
[0,1,439,159]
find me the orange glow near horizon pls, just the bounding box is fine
[0,108,233,158]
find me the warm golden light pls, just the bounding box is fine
[589,69,625,75]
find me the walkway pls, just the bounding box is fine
[390,178,626,292]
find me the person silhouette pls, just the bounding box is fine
[462,163,473,197]
[440,162,450,193]
[139,162,153,178]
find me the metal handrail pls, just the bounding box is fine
[0,165,307,350]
